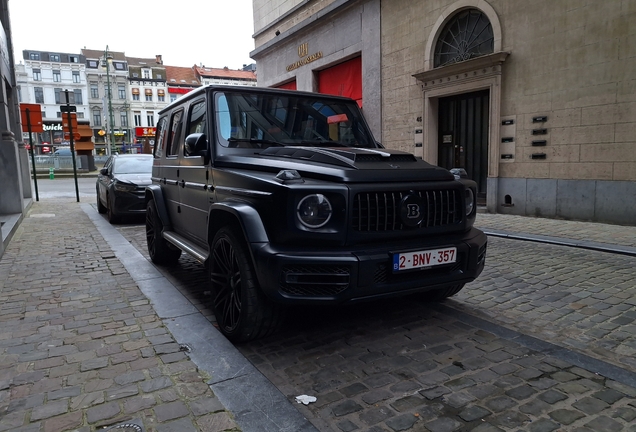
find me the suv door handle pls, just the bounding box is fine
[179,180,185,188]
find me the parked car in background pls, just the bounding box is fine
[53,147,72,156]
[96,154,153,223]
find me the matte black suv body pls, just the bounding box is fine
[145,85,487,341]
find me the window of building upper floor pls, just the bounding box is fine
[29,53,40,60]
[33,69,41,81]
[50,54,60,62]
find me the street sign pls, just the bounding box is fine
[64,132,82,141]
[60,105,77,113]
[19,103,44,132]
[62,113,78,134]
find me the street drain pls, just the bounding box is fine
[106,424,142,432]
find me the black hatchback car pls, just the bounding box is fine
[96,154,153,223]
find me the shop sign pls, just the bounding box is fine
[135,127,156,137]
[287,42,323,72]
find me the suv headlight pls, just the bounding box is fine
[114,181,136,192]
[297,194,332,228]
[465,188,475,216]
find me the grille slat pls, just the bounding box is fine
[353,189,462,232]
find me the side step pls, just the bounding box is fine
[162,231,209,263]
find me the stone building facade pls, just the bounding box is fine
[251,0,635,225]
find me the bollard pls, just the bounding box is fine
[49,167,54,179]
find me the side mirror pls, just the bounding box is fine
[100,168,108,175]
[185,133,209,160]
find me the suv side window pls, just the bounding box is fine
[167,109,184,157]
[185,100,207,157]
[155,117,168,159]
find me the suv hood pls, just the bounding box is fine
[217,146,455,182]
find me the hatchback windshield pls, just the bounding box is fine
[215,91,375,148]
[112,156,153,174]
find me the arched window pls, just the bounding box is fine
[434,9,494,68]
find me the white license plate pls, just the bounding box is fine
[393,247,457,272]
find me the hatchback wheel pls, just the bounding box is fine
[96,187,107,214]
[146,199,181,265]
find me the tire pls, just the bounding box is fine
[107,193,120,224]
[209,227,283,342]
[96,187,107,214]
[146,199,182,265]
[419,284,465,302]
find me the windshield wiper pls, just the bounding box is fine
[228,138,286,148]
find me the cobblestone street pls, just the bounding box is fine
[116,212,636,431]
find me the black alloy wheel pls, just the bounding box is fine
[145,199,181,265]
[209,227,282,342]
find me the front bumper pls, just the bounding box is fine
[252,228,487,304]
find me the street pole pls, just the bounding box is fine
[105,46,116,154]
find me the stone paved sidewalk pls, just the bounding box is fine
[476,213,636,248]
[0,200,239,432]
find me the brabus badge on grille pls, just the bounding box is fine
[400,194,424,227]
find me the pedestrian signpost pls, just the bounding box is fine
[19,103,44,202]
[62,91,80,202]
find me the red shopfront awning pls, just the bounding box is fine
[168,87,193,94]
[317,56,362,107]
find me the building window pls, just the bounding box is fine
[90,83,99,99]
[72,71,80,83]
[134,111,142,127]
[93,109,102,126]
[56,112,62,118]
[29,52,40,60]
[143,69,150,79]
[158,94,165,102]
[132,72,139,78]
[147,112,155,127]
[74,89,83,104]
[50,54,60,62]
[118,85,126,99]
[434,9,494,68]
[170,94,177,103]
[17,86,22,103]
[76,112,84,119]
[87,60,98,68]
[33,68,41,81]
[114,62,125,70]
[54,88,62,104]
[70,55,78,63]
[53,70,61,82]
[120,112,128,127]
[133,93,140,101]
[145,89,153,102]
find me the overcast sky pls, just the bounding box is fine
[8,0,256,69]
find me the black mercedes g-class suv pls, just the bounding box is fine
[145,85,487,342]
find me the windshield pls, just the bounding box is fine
[113,156,153,174]
[215,91,375,148]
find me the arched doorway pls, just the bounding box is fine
[413,0,508,211]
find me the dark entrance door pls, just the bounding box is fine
[438,90,489,203]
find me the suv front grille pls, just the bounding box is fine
[281,265,350,297]
[353,189,463,232]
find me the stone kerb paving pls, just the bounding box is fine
[0,200,239,432]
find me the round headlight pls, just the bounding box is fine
[465,188,475,216]
[297,194,332,228]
